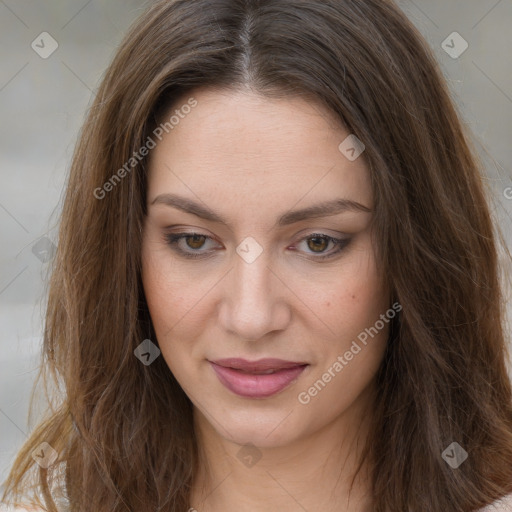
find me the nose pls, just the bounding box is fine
[218,248,291,342]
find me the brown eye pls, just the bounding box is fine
[163,232,218,259]
[307,236,329,253]
[295,233,351,260]
[185,234,207,250]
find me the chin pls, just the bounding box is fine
[210,406,307,449]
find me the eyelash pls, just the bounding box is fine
[162,231,351,261]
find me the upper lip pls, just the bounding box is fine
[210,358,308,372]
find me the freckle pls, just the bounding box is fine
[351,295,356,300]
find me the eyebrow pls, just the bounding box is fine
[150,193,372,228]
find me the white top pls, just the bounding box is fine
[2,493,512,511]
[480,493,512,511]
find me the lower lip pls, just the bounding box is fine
[209,362,308,398]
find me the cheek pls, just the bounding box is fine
[141,243,214,377]
[321,250,389,340]
[302,261,390,420]
[141,239,197,326]
[141,243,183,341]
[141,255,198,384]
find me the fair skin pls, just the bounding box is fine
[141,87,391,512]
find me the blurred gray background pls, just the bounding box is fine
[1,0,511,491]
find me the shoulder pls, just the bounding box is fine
[480,493,512,511]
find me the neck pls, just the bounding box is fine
[190,383,376,512]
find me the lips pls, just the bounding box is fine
[212,357,308,372]
[209,358,309,398]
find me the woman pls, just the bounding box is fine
[2,0,512,511]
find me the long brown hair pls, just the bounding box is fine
[2,0,512,510]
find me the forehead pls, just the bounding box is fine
[146,88,372,221]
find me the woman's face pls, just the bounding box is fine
[141,88,391,448]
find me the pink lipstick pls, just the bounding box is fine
[209,358,308,398]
